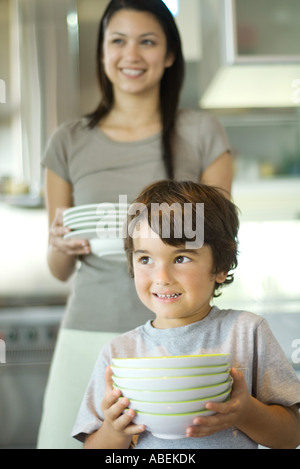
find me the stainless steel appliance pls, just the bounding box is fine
[0,306,63,449]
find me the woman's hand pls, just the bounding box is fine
[186,368,250,438]
[49,207,91,256]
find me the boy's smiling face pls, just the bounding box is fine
[132,221,227,329]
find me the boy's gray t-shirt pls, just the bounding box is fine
[72,307,300,449]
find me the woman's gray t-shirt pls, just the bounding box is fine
[42,110,230,332]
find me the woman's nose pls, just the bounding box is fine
[124,41,141,60]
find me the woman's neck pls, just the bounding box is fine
[99,89,162,142]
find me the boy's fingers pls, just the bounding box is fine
[114,408,146,435]
[104,365,114,392]
[102,388,121,409]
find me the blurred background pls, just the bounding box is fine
[0,0,299,448]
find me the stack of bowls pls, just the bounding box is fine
[63,203,129,260]
[112,354,232,439]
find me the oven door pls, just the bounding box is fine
[0,362,51,449]
[0,306,63,449]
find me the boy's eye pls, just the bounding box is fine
[175,256,190,264]
[139,256,153,265]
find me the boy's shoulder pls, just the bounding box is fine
[212,306,265,326]
[101,322,148,360]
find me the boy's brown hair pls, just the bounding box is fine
[124,180,239,297]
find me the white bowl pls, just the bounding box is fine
[66,220,125,231]
[89,238,126,260]
[63,203,129,218]
[64,228,121,241]
[111,363,229,378]
[128,389,230,414]
[112,354,230,369]
[112,371,230,391]
[114,379,232,402]
[64,230,126,260]
[132,408,215,439]
[63,211,128,225]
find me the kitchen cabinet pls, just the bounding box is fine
[224,0,300,64]
[220,111,300,188]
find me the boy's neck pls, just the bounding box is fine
[151,306,213,330]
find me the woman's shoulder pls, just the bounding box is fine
[176,109,215,126]
[50,117,90,140]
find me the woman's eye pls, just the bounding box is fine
[112,38,124,45]
[141,39,155,46]
[175,256,190,264]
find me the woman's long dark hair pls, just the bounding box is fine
[86,0,185,179]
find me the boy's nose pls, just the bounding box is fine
[154,266,173,286]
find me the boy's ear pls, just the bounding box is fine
[215,271,228,284]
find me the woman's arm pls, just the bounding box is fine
[200,151,233,198]
[45,168,90,281]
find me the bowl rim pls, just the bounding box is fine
[114,378,233,394]
[128,389,230,405]
[111,363,230,371]
[112,371,230,381]
[132,408,215,417]
[112,353,230,361]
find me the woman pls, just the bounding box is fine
[37,0,233,449]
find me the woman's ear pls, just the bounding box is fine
[165,51,175,69]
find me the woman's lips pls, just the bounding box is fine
[121,68,145,77]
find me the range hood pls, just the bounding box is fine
[200,64,300,109]
[199,0,300,109]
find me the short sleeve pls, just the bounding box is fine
[175,110,231,177]
[198,113,231,171]
[254,318,300,407]
[71,346,109,442]
[41,123,72,183]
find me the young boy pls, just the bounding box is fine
[72,180,300,449]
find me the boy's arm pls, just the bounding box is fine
[84,402,134,449]
[84,367,145,449]
[187,368,300,449]
[235,399,300,449]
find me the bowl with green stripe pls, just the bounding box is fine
[112,371,230,391]
[131,408,216,439]
[114,378,232,402]
[127,388,231,414]
[112,354,230,369]
[111,363,229,378]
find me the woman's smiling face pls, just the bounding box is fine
[132,221,227,329]
[102,9,174,97]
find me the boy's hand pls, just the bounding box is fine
[186,368,251,438]
[101,366,145,439]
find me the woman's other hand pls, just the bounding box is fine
[49,207,90,256]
